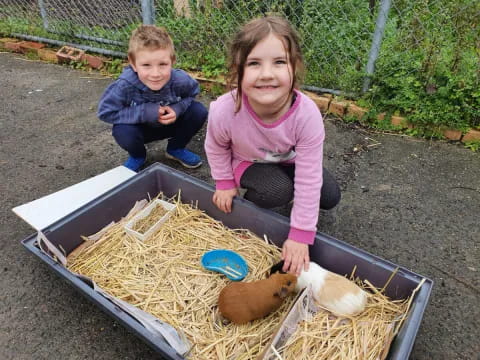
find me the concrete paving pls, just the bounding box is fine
[1,52,479,359]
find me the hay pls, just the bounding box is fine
[67,195,292,359]
[275,275,426,360]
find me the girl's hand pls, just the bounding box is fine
[158,106,177,125]
[212,188,238,213]
[282,239,310,276]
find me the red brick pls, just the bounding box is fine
[37,48,58,63]
[347,103,368,121]
[305,92,330,114]
[83,54,104,69]
[443,129,462,141]
[391,115,408,128]
[461,129,480,142]
[56,45,85,64]
[0,38,19,49]
[377,112,386,121]
[315,96,331,114]
[18,41,45,54]
[329,100,348,116]
[4,41,22,52]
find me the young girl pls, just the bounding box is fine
[205,16,341,275]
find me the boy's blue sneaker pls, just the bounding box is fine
[123,155,146,172]
[165,148,202,169]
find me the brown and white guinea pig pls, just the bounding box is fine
[218,273,297,325]
[270,261,367,316]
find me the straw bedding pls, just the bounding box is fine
[66,195,419,360]
[275,276,424,360]
[67,196,293,359]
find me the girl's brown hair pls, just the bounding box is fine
[128,25,176,64]
[227,16,305,111]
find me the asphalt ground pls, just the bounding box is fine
[1,52,479,359]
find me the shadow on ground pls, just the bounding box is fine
[1,52,479,359]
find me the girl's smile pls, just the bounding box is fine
[255,85,279,89]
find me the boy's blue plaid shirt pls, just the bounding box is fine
[98,65,200,126]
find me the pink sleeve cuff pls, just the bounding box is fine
[288,227,316,245]
[233,161,254,187]
[215,179,237,190]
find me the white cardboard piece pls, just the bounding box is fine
[258,287,318,360]
[12,166,136,230]
[124,199,176,241]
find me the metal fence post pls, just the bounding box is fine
[141,0,155,25]
[37,0,49,30]
[362,0,392,93]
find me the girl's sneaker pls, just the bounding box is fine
[166,148,202,168]
[123,155,146,172]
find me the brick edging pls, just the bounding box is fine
[0,38,105,70]
[2,37,478,143]
[304,91,480,143]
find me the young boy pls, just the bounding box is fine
[98,25,207,171]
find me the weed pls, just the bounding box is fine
[24,50,39,61]
[102,58,126,78]
[70,59,89,71]
[343,115,359,124]
[464,141,480,152]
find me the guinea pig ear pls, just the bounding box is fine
[274,286,289,299]
[270,261,286,275]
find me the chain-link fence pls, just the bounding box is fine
[1,0,479,100]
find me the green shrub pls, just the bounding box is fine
[364,0,479,130]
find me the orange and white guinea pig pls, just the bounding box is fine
[271,261,368,316]
[218,273,297,325]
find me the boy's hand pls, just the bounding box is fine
[281,239,310,276]
[158,106,177,125]
[212,188,238,213]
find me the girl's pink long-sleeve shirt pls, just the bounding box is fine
[205,90,325,245]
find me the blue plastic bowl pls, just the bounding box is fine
[201,249,248,281]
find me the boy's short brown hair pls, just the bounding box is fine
[128,25,176,63]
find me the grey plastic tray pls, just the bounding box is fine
[21,163,432,360]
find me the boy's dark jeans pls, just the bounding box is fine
[112,101,207,158]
